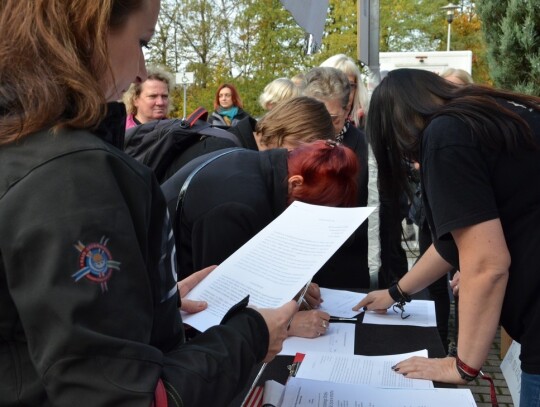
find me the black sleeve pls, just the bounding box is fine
[422,117,499,239]
[162,302,269,406]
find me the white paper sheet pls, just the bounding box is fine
[181,202,375,332]
[362,299,437,327]
[318,287,366,318]
[279,323,355,356]
[295,349,434,389]
[280,378,476,407]
[501,340,521,407]
[263,380,285,407]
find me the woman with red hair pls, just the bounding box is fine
[208,83,251,126]
[162,140,358,338]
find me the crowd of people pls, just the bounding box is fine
[1,1,539,407]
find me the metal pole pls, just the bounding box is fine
[447,22,451,52]
[183,84,187,119]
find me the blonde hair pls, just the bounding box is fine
[320,54,370,126]
[258,78,301,111]
[123,65,174,115]
[291,73,306,89]
[0,0,144,145]
[440,68,474,85]
[255,96,334,148]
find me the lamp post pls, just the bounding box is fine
[441,3,460,52]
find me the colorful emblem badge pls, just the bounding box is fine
[73,236,121,292]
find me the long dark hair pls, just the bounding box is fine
[367,68,540,206]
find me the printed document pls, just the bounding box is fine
[501,340,521,406]
[318,287,366,318]
[363,299,437,327]
[280,378,477,407]
[295,349,433,389]
[279,323,355,356]
[181,202,375,332]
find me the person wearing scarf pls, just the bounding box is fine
[208,83,250,127]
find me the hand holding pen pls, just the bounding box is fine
[302,282,323,309]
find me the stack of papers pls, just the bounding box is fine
[275,350,475,406]
[280,378,477,406]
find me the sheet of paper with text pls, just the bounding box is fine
[181,202,375,331]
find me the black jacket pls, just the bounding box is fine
[161,148,288,279]
[314,124,370,289]
[0,103,268,406]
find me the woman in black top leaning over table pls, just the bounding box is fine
[354,68,540,407]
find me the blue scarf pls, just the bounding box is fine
[218,106,239,120]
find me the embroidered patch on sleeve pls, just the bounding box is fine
[72,236,121,292]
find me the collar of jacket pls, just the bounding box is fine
[93,102,127,150]
[228,116,258,150]
[259,148,289,218]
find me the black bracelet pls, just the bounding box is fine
[396,283,412,302]
[388,282,411,304]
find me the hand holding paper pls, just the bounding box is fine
[181,202,374,332]
[256,301,299,363]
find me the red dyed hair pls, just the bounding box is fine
[287,140,359,207]
[213,83,243,110]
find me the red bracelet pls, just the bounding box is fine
[455,356,499,407]
[455,355,479,381]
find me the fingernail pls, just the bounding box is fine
[362,306,368,311]
[391,365,396,370]
[402,373,407,376]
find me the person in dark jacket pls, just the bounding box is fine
[303,67,370,289]
[0,1,297,406]
[208,83,251,127]
[161,141,359,338]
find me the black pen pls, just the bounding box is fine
[329,316,358,322]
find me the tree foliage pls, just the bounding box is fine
[145,0,492,117]
[379,0,448,52]
[477,0,540,95]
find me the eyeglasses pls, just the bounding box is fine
[329,109,346,122]
[393,303,410,319]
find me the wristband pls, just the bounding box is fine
[388,282,411,304]
[454,355,499,406]
[455,355,479,381]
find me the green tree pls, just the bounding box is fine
[477,0,540,95]
[447,3,491,84]
[148,0,311,117]
[313,0,357,64]
[235,0,310,116]
[379,0,449,52]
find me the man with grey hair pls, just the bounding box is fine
[303,66,370,289]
